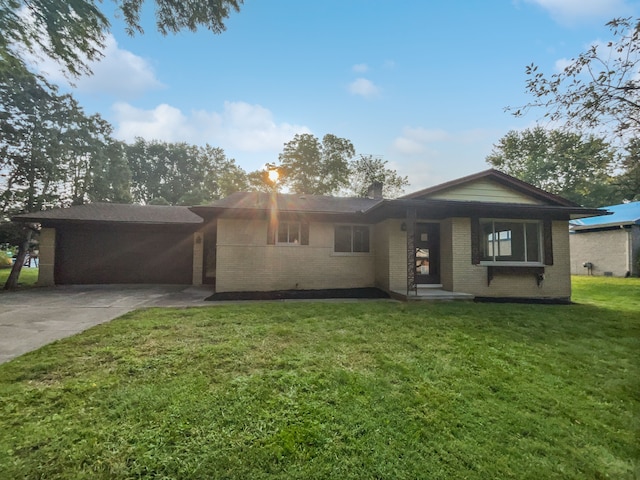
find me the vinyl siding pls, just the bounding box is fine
[424,179,543,204]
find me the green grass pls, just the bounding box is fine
[0,267,39,288]
[0,277,638,479]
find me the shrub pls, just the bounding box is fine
[0,251,12,268]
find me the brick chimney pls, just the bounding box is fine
[367,181,384,199]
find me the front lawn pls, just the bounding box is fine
[0,277,638,479]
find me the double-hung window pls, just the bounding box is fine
[334,225,370,253]
[277,221,301,245]
[480,220,542,264]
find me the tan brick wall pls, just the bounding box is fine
[570,229,631,277]
[215,218,376,292]
[439,219,453,290]
[37,228,55,286]
[192,231,204,285]
[374,221,390,289]
[387,220,407,292]
[450,218,571,300]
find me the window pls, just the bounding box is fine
[335,225,370,253]
[480,220,541,264]
[277,221,300,244]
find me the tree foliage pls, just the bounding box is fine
[510,17,640,142]
[348,155,409,198]
[616,138,640,201]
[0,0,243,77]
[0,61,129,218]
[486,127,619,207]
[278,133,355,195]
[0,62,130,288]
[125,139,247,205]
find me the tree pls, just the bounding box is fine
[1,0,243,77]
[486,127,619,207]
[616,138,640,201]
[246,169,276,193]
[278,133,355,195]
[125,139,247,205]
[0,62,128,288]
[348,155,409,198]
[510,17,640,143]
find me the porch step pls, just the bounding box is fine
[416,284,443,289]
[390,288,475,302]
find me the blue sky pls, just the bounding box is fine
[36,0,640,191]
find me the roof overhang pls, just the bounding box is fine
[361,199,609,222]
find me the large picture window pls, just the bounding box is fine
[480,220,541,264]
[335,225,370,253]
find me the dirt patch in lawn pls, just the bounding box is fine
[206,287,390,301]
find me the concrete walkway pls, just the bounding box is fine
[0,285,214,364]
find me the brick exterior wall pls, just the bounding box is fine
[37,227,55,286]
[214,216,572,299]
[439,219,453,290]
[570,228,636,277]
[215,218,376,292]
[192,231,204,285]
[448,218,571,300]
[373,221,390,290]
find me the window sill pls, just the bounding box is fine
[331,252,373,257]
[480,261,545,267]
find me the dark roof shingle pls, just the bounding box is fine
[200,192,381,214]
[13,203,203,225]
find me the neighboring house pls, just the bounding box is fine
[13,169,605,302]
[570,201,640,277]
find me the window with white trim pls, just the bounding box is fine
[277,221,300,245]
[334,225,370,253]
[480,220,541,264]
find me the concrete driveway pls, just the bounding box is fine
[0,285,214,364]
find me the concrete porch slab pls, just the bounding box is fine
[390,288,475,301]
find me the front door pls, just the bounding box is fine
[415,223,440,284]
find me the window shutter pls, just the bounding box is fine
[543,219,553,265]
[300,222,309,245]
[470,216,481,264]
[267,221,276,245]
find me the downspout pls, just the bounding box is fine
[626,227,631,276]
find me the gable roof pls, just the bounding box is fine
[13,203,203,225]
[401,169,581,207]
[570,201,640,230]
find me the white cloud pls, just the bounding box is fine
[390,127,501,190]
[392,127,452,154]
[113,101,311,152]
[348,78,380,98]
[352,63,369,73]
[29,33,164,98]
[554,57,573,72]
[383,60,396,69]
[524,0,633,23]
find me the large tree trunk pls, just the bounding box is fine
[3,228,33,290]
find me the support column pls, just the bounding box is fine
[406,207,416,296]
[37,228,56,286]
[192,231,204,286]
